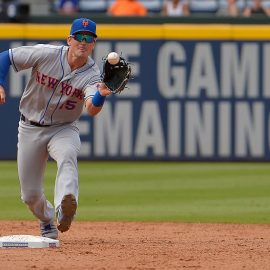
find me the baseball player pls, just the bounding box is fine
[0,18,112,239]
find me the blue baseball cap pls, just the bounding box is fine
[70,18,97,38]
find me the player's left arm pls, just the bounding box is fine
[85,82,111,116]
[0,50,11,104]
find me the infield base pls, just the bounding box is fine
[0,235,59,248]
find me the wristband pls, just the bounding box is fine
[92,91,106,107]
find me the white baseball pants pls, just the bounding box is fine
[17,121,81,223]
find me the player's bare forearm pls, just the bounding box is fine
[85,99,103,116]
[0,86,6,104]
[85,83,111,116]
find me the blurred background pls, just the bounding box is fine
[0,0,270,161]
[1,0,270,20]
[0,0,270,224]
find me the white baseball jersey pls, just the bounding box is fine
[9,44,100,125]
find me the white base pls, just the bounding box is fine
[0,235,60,248]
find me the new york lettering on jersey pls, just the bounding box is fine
[35,70,84,100]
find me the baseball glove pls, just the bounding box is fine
[101,55,131,94]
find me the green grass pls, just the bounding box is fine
[1,161,270,223]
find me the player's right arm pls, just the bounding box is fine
[85,83,111,116]
[0,50,11,105]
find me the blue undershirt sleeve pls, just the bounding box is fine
[0,50,11,87]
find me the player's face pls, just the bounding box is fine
[67,31,96,59]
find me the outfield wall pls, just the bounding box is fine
[0,23,269,160]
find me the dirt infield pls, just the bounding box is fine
[0,221,270,269]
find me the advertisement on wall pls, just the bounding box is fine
[0,24,269,160]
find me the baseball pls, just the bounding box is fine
[107,52,120,65]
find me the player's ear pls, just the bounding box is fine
[92,39,97,49]
[67,36,72,46]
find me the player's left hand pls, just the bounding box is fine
[98,82,112,96]
[0,86,6,104]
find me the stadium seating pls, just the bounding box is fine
[189,0,219,14]
[51,0,163,14]
[139,0,163,14]
[78,0,107,13]
[36,0,270,16]
[217,0,270,15]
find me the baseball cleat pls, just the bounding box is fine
[57,194,77,233]
[40,221,58,239]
